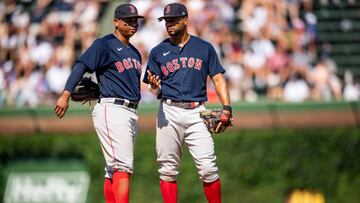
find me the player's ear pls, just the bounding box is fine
[113,18,119,29]
[183,17,188,25]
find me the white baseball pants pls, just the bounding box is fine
[156,101,219,183]
[92,101,138,179]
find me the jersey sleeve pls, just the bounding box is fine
[64,62,87,92]
[77,39,107,72]
[208,44,225,78]
[143,49,162,83]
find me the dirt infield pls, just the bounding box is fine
[0,108,358,135]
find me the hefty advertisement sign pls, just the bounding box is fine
[3,171,90,203]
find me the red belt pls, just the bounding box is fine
[163,99,203,109]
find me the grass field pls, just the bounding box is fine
[1,128,360,203]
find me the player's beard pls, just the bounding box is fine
[167,26,184,37]
[168,30,179,36]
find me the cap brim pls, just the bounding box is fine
[126,15,145,18]
[157,17,165,22]
[116,15,145,19]
[157,15,187,22]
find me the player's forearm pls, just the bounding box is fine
[212,74,231,106]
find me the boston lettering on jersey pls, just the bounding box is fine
[144,35,225,102]
[160,57,203,76]
[115,58,142,73]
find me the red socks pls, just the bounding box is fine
[160,180,178,203]
[160,179,221,203]
[112,172,131,203]
[104,178,116,203]
[107,174,220,203]
[203,179,222,203]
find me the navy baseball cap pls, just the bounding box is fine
[158,3,188,21]
[114,4,144,19]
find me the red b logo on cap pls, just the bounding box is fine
[129,5,136,13]
[165,5,171,14]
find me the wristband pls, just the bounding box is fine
[223,105,232,112]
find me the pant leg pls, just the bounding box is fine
[92,103,138,175]
[184,106,219,183]
[156,102,185,182]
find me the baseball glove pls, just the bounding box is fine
[200,109,233,134]
[71,77,100,104]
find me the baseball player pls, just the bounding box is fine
[143,3,232,203]
[54,4,144,203]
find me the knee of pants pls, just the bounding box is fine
[158,165,179,182]
[104,164,133,179]
[198,164,219,183]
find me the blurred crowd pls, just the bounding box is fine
[0,0,359,108]
[0,0,109,107]
[131,0,360,103]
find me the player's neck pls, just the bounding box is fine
[113,31,130,46]
[170,31,190,47]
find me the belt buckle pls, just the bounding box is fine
[123,99,130,107]
[166,99,172,105]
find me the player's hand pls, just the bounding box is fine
[214,110,233,133]
[54,91,71,119]
[147,70,161,90]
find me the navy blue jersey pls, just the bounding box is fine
[143,35,225,102]
[78,34,142,102]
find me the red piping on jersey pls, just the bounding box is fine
[105,106,117,166]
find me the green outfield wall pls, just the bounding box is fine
[0,101,359,134]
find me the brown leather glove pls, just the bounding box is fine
[200,109,233,134]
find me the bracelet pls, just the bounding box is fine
[223,105,232,112]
